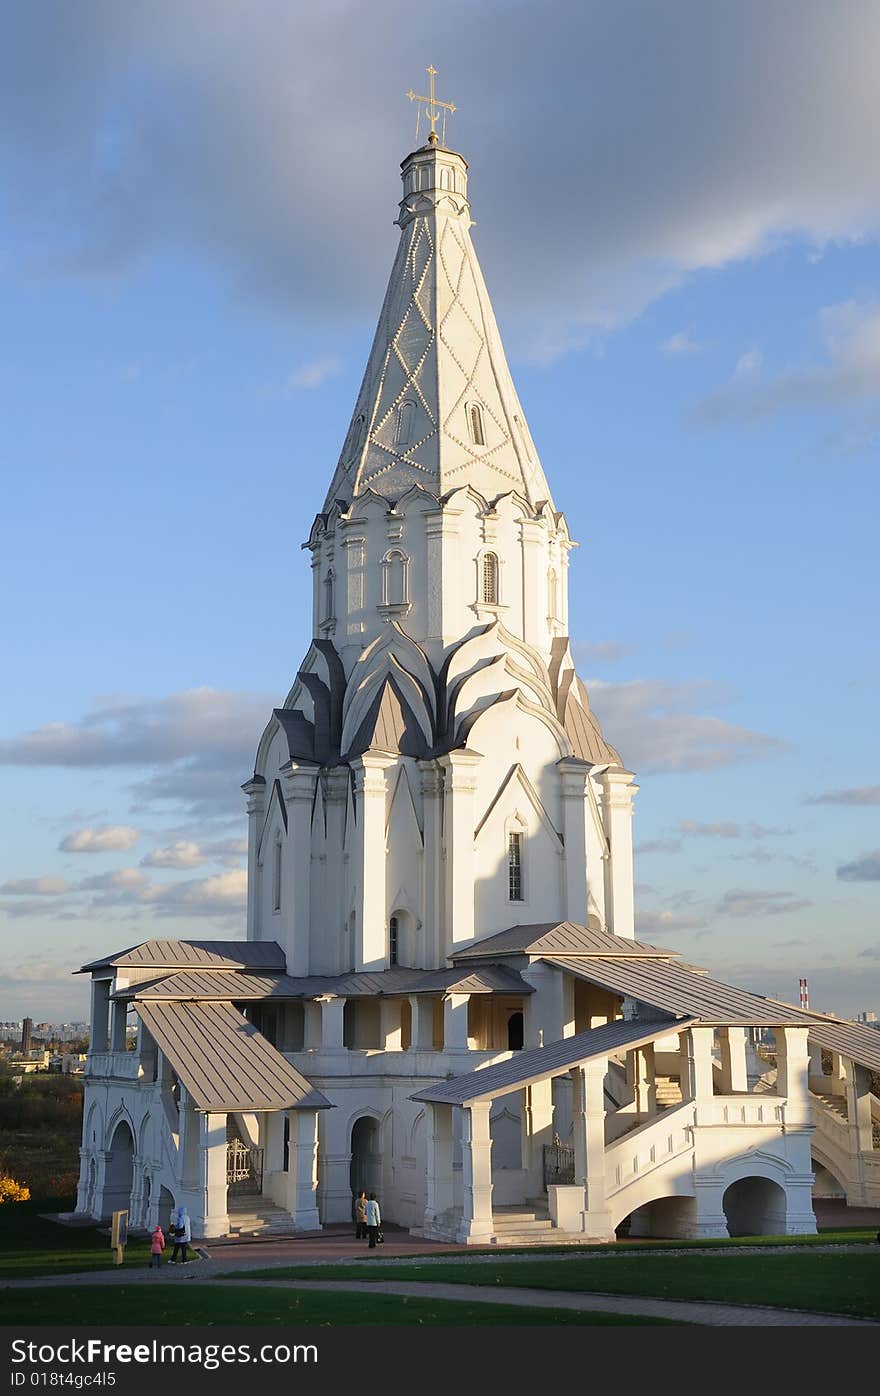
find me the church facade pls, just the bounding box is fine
[74,126,880,1245]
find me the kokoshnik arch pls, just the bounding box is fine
[74,88,880,1244]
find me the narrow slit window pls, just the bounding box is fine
[396,400,415,447]
[382,550,408,606]
[481,552,499,605]
[389,915,399,966]
[323,570,334,622]
[508,832,523,901]
[273,837,282,912]
[468,403,486,446]
[548,568,558,619]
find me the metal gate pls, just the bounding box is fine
[543,1142,575,1188]
[226,1138,263,1196]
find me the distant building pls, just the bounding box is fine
[20,1018,33,1053]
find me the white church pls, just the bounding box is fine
[74,106,880,1246]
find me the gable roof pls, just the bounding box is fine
[452,921,677,962]
[116,963,531,1002]
[805,1017,880,1074]
[77,940,286,974]
[135,1000,330,1113]
[412,1017,693,1106]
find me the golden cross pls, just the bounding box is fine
[406,65,456,145]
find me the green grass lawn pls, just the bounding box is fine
[0,1198,150,1279]
[231,1251,880,1320]
[0,1285,680,1326]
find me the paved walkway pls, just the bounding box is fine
[2,1266,876,1326]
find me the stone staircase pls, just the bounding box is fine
[655,1076,683,1109]
[226,1195,299,1237]
[813,1093,848,1124]
[489,1200,585,1247]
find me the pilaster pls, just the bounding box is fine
[279,762,319,976]
[200,1111,229,1239]
[557,758,590,926]
[289,1109,321,1231]
[600,769,638,939]
[438,750,482,955]
[242,776,267,939]
[572,1058,613,1238]
[350,754,396,969]
[456,1101,494,1243]
[418,761,445,967]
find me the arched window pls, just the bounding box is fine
[548,568,558,620]
[347,413,366,459]
[272,835,282,913]
[507,1012,524,1051]
[395,399,415,448]
[381,550,409,607]
[468,402,486,446]
[389,915,399,966]
[323,569,335,623]
[481,552,499,605]
[507,830,523,902]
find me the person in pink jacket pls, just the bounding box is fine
[149,1225,165,1269]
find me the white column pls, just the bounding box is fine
[844,1060,874,1154]
[600,769,638,939]
[179,1086,202,1186]
[777,1026,812,1128]
[302,1000,323,1051]
[457,1101,494,1243]
[558,758,590,925]
[419,762,444,966]
[524,1078,554,1198]
[380,999,404,1052]
[632,1043,657,1116]
[351,754,395,970]
[242,777,267,940]
[439,750,482,955]
[288,1109,321,1230]
[443,993,470,1053]
[572,1058,613,1238]
[681,1026,716,1125]
[89,979,111,1054]
[522,961,571,1045]
[719,1027,749,1093]
[110,999,128,1052]
[318,996,346,1052]
[201,1112,229,1239]
[423,1102,455,1235]
[519,518,544,647]
[323,770,351,973]
[410,996,436,1051]
[75,1146,92,1213]
[279,763,318,976]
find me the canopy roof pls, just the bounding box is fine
[116,963,531,1002]
[452,921,677,962]
[78,939,285,974]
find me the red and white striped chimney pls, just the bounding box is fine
[798,977,810,1010]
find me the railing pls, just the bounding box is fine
[705,1096,784,1127]
[85,1050,141,1080]
[605,1101,695,1197]
[543,1143,575,1188]
[226,1139,263,1195]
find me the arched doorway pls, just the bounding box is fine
[157,1186,176,1234]
[722,1176,787,1236]
[103,1120,134,1218]
[507,1012,524,1051]
[349,1117,381,1201]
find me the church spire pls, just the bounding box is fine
[322,102,555,514]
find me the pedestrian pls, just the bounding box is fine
[170,1206,191,1263]
[149,1224,165,1269]
[365,1192,381,1249]
[354,1189,368,1240]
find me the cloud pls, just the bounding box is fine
[678,820,790,839]
[635,908,710,936]
[693,300,880,424]
[0,688,272,816]
[807,785,880,806]
[6,4,880,358]
[139,870,247,918]
[78,868,149,892]
[287,355,343,391]
[837,849,880,882]
[573,641,635,666]
[635,839,683,855]
[659,331,703,356]
[857,946,880,959]
[587,677,786,774]
[0,876,70,896]
[59,824,140,852]
[717,889,813,917]
[141,841,204,870]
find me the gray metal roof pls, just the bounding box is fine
[78,939,286,973]
[452,921,676,962]
[544,955,814,1026]
[136,1000,330,1113]
[412,1016,694,1106]
[118,963,530,1002]
[806,1019,880,1074]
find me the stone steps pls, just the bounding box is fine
[226,1198,299,1235]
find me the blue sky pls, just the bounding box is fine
[1,1,878,1020]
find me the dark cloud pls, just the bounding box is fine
[588,677,786,774]
[4,3,880,357]
[808,784,880,806]
[837,850,880,882]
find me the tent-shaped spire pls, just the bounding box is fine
[323,140,555,512]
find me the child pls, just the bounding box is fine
[149,1224,165,1268]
